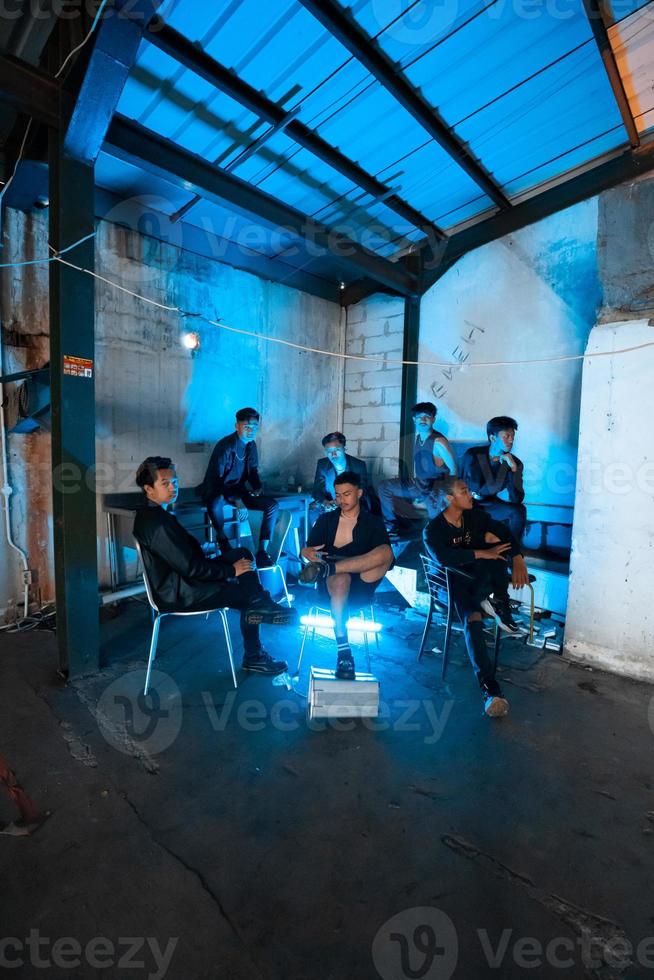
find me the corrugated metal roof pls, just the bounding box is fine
[94,0,651,291]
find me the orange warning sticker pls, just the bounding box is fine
[63,355,93,378]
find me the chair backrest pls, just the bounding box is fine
[134,538,160,613]
[420,553,449,607]
[269,508,293,564]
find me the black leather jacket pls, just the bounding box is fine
[133,501,234,611]
[312,453,370,503]
[200,432,262,501]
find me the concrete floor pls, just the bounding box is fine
[1,594,653,980]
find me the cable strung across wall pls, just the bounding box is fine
[1,233,653,369]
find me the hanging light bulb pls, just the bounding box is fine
[181,331,201,352]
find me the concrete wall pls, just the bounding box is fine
[564,173,654,682]
[343,294,405,484]
[417,199,601,508]
[0,207,343,611]
[564,320,654,681]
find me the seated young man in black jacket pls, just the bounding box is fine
[424,476,530,718]
[133,456,295,675]
[461,416,526,542]
[299,471,393,680]
[201,407,279,568]
[312,431,377,514]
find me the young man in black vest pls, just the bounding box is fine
[461,416,526,542]
[300,471,393,680]
[201,408,279,567]
[134,456,295,675]
[424,476,530,717]
[378,401,457,538]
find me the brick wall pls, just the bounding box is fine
[343,294,405,487]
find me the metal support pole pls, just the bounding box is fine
[49,129,99,677]
[399,296,420,478]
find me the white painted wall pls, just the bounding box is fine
[417,200,600,509]
[564,320,654,682]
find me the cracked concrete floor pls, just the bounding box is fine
[1,596,653,980]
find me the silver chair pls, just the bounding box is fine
[134,540,238,696]
[294,603,379,677]
[418,553,500,680]
[255,508,294,605]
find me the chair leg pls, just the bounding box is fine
[369,604,379,650]
[417,600,434,662]
[143,614,162,696]
[218,609,238,689]
[442,605,454,680]
[295,605,315,676]
[278,565,292,607]
[493,624,501,675]
[360,609,371,674]
[527,583,535,643]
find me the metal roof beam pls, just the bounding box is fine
[582,0,640,148]
[105,114,419,295]
[297,0,511,210]
[146,17,445,239]
[63,0,165,164]
[420,141,654,293]
[0,54,59,127]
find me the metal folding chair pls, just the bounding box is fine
[134,540,238,696]
[417,554,501,680]
[294,603,379,677]
[256,508,293,605]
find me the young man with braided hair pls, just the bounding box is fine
[424,476,530,718]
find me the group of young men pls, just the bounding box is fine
[133,401,530,718]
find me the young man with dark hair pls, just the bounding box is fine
[300,471,393,680]
[134,456,295,675]
[461,416,526,541]
[201,408,279,567]
[378,401,458,537]
[424,476,531,717]
[312,431,373,512]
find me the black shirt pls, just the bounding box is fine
[201,431,262,501]
[423,508,522,569]
[307,507,390,558]
[461,445,525,503]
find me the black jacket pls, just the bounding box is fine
[424,508,522,569]
[133,502,234,611]
[307,507,390,558]
[201,432,262,501]
[312,454,370,503]
[461,445,525,504]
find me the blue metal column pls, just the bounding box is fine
[48,129,99,677]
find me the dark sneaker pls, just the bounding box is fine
[480,597,521,634]
[242,648,288,675]
[335,651,356,680]
[244,594,297,625]
[299,561,329,586]
[256,549,275,568]
[484,694,510,718]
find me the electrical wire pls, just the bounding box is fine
[54,0,111,79]
[0,231,645,369]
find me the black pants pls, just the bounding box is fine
[450,560,509,697]
[184,548,264,654]
[478,498,526,542]
[207,489,279,548]
[378,477,442,528]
